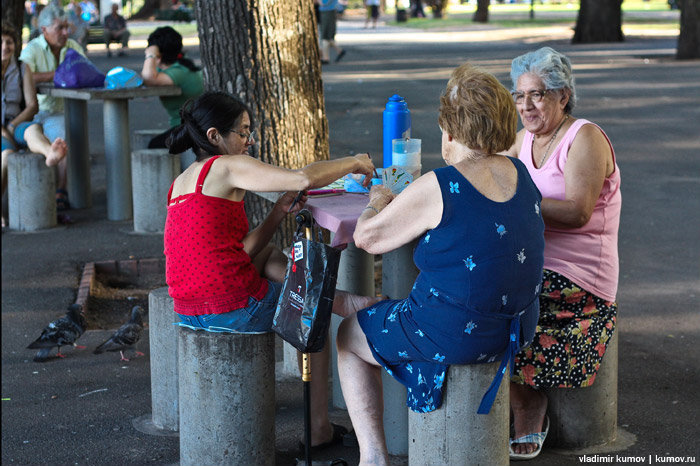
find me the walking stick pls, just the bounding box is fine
[297,210,314,466]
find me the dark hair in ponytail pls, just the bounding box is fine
[147,26,200,72]
[166,91,253,160]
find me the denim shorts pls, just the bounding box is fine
[176,281,282,334]
[1,121,34,151]
[31,112,64,142]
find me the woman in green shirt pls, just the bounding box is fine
[141,26,203,148]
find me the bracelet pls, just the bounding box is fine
[145,54,156,59]
[7,123,15,132]
[363,205,379,215]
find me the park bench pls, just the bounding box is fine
[86,24,105,44]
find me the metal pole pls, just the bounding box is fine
[303,221,313,465]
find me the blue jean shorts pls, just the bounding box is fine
[31,112,64,142]
[1,121,34,151]
[176,281,282,334]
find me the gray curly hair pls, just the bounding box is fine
[38,4,68,29]
[510,47,577,113]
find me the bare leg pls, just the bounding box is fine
[1,149,11,226]
[337,314,389,466]
[250,244,288,282]
[333,290,381,318]
[510,382,548,455]
[321,39,331,61]
[23,124,67,167]
[1,148,11,197]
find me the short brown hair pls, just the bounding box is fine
[1,22,18,43]
[438,63,517,155]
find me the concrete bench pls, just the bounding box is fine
[178,327,275,466]
[408,363,509,465]
[7,151,56,231]
[147,287,179,433]
[545,334,618,448]
[132,129,196,172]
[131,149,179,233]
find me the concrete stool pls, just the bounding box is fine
[408,363,509,466]
[8,151,56,231]
[148,287,179,432]
[131,149,179,233]
[545,333,619,448]
[132,129,196,171]
[178,328,276,466]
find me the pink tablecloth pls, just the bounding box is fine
[304,192,370,247]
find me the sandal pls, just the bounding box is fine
[298,423,348,453]
[56,189,70,211]
[509,415,549,461]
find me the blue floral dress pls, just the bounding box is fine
[357,158,545,414]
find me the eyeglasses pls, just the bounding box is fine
[231,129,256,144]
[511,89,553,105]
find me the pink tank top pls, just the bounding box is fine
[520,119,621,302]
[164,156,268,315]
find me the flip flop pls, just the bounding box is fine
[509,415,549,461]
[298,423,348,453]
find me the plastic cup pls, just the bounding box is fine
[392,138,421,178]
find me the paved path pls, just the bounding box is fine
[2,12,699,466]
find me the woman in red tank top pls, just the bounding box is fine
[163,91,380,450]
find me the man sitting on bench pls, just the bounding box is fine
[103,3,129,57]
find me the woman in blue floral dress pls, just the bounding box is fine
[336,63,546,465]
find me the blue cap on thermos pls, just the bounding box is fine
[383,94,411,168]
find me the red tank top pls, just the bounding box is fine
[164,156,268,315]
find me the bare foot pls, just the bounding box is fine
[510,383,548,455]
[45,138,67,167]
[333,291,383,318]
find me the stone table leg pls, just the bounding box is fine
[103,99,132,220]
[64,99,91,209]
[332,242,375,409]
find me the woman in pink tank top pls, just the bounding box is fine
[504,47,621,460]
[163,91,380,451]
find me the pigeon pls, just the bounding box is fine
[27,303,86,362]
[93,306,145,362]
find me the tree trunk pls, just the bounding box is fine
[1,0,25,57]
[677,0,700,59]
[131,0,171,20]
[473,0,490,23]
[194,0,328,246]
[573,0,624,43]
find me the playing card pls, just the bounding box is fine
[382,165,413,194]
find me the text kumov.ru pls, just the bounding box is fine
[578,454,697,464]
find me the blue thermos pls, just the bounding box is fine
[382,94,411,168]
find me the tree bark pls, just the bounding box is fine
[1,0,25,57]
[573,0,624,43]
[194,0,328,246]
[677,0,700,59]
[473,0,490,23]
[131,0,172,20]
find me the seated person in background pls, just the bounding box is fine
[103,3,130,57]
[163,91,380,450]
[66,1,89,50]
[140,26,203,149]
[18,5,83,211]
[336,63,546,465]
[2,22,68,227]
[505,46,621,461]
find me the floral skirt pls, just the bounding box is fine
[511,269,617,388]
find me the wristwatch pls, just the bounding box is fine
[7,123,15,133]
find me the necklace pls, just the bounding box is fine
[534,114,568,167]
